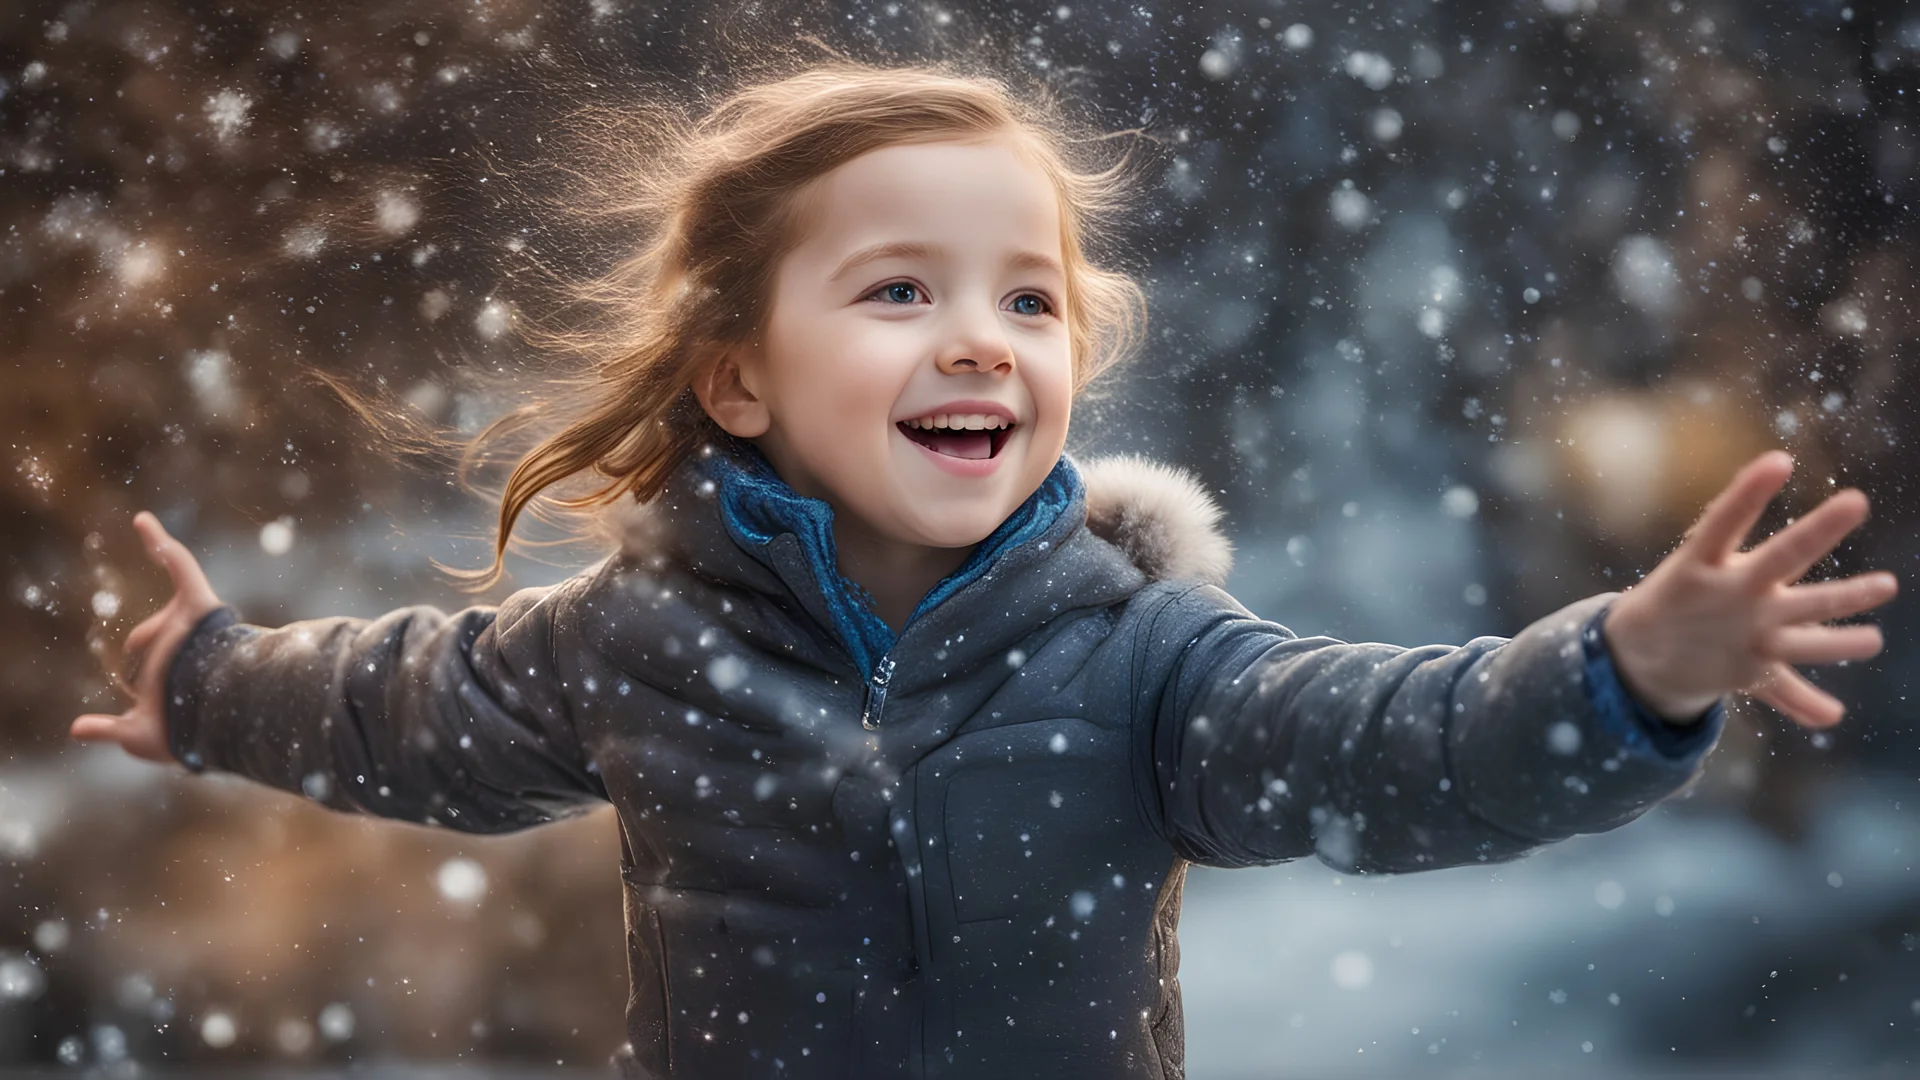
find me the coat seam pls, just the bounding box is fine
[1436,644,1560,849]
[1128,582,1216,856]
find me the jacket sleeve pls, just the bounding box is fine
[163,573,611,833]
[1135,584,1723,873]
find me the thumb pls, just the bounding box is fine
[133,511,219,609]
[69,713,127,742]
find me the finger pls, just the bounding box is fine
[128,620,196,698]
[123,605,172,658]
[1743,488,1871,587]
[1771,571,1899,625]
[1746,661,1845,728]
[69,713,128,741]
[1678,450,1794,564]
[133,512,219,607]
[1760,622,1884,666]
[121,603,185,695]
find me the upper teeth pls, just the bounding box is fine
[903,414,1012,431]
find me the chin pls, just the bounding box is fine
[902,504,1012,549]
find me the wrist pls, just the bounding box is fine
[1630,687,1719,725]
[1600,602,1718,724]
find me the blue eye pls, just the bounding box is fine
[1010,293,1052,316]
[874,282,919,304]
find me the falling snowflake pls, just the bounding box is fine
[204,90,253,142]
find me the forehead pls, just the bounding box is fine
[788,138,1064,264]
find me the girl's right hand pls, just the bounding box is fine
[69,512,224,765]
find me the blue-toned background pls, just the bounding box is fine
[5,0,1918,1073]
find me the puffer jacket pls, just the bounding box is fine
[165,438,1723,1079]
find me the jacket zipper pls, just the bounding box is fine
[861,655,896,730]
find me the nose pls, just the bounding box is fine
[934,303,1017,377]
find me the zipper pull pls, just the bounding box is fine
[861,656,896,730]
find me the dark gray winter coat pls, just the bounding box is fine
[166,441,1723,1079]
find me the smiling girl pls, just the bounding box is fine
[72,62,1896,1078]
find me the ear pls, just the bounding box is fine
[690,344,771,439]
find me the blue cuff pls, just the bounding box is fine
[1581,602,1724,760]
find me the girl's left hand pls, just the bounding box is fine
[1600,449,1898,729]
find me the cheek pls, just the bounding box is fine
[1030,344,1075,430]
[834,360,903,429]
[781,347,901,459]
[772,320,892,411]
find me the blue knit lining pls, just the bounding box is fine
[701,438,1083,678]
[1580,600,1724,759]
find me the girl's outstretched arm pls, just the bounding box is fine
[1136,585,1700,874]
[1135,451,1891,875]
[72,513,609,833]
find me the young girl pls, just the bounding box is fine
[71,62,1896,1079]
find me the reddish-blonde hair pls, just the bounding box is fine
[465,59,1150,587]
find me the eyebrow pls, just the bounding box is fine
[827,241,1065,283]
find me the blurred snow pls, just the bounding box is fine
[203,90,252,142]
[436,857,489,907]
[1611,235,1682,319]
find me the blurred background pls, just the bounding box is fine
[4,0,1918,1075]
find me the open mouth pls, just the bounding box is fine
[896,419,1015,460]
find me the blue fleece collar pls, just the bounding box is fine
[700,437,1083,678]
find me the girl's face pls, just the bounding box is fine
[711,137,1074,551]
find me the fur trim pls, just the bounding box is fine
[605,494,673,570]
[610,454,1235,586]
[1080,454,1234,587]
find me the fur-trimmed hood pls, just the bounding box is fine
[610,451,1234,589]
[1078,454,1234,588]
